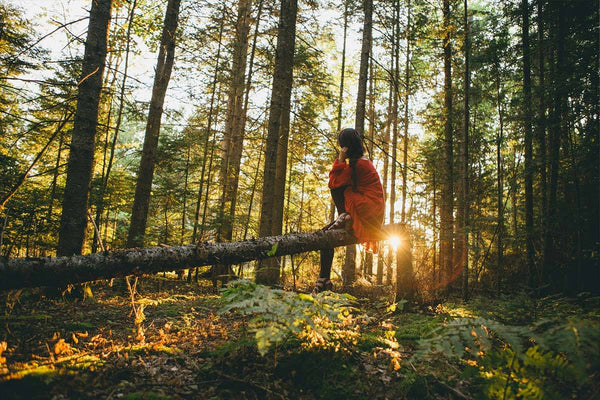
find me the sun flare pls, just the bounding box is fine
[389,235,401,251]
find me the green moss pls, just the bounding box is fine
[19,365,58,383]
[127,344,182,357]
[0,314,51,321]
[357,331,385,351]
[64,321,96,330]
[394,313,444,341]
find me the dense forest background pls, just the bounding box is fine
[1,0,597,295]
[1,0,599,398]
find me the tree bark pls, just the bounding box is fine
[57,0,112,256]
[46,126,65,223]
[495,48,505,293]
[355,0,373,138]
[93,0,138,253]
[522,0,535,288]
[386,0,400,286]
[180,141,191,245]
[457,0,470,301]
[243,104,268,241]
[0,223,406,291]
[127,0,181,248]
[543,5,564,290]
[440,0,454,289]
[432,168,437,285]
[401,0,411,224]
[331,0,349,234]
[364,50,375,277]
[345,0,373,286]
[192,9,225,243]
[395,225,413,300]
[256,0,298,285]
[337,1,349,133]
[376,59,393,286]
[536,0,547,243]
[199,88,224,241]
[217,0,253,244]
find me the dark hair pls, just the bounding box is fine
[338,128,364,192]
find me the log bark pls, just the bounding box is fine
[0,224,405,291]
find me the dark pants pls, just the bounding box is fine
[319,187,346,279]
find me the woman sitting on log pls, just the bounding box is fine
[314,128,385,293]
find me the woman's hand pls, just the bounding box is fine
[338,146,348,161]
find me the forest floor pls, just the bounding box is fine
[0,274,598,400]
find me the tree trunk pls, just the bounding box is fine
[345,0,373,286]
[213,0,253,283]
[243,105,268,240]
[495,49,505,293]
[395,225,413,300]
[522,0,535,288]
[432,168,437,285]
[386,0,400,287]
[192,9,225,243]
[376,61,393,286]
[217,0,253,244]
[57,0,112,256]
[368,54,375,158]
[180,141,191,245]
[355,0,373,138]
[93,0,138,253]
[440,0,454,290]
[365,50,375,277]
[256,0,298,285]
[536,0,547,248]
[199,87,224,241]
[330,0,349,227]
[47,127,65,223]
[457,0,470,301]
[544,6,564,290]
[401,0,411,224]
[337,1,349,133]
[0,223,406,291]
[127,0,181,248]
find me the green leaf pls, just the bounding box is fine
[266,242,278,257]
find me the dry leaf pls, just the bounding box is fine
[54,339,72,355]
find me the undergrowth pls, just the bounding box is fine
[220,282,600,399]
[2,278,599,399]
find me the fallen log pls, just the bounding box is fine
[0,224,406,290]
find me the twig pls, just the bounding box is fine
[87,210,105,252]
[434,378,472,400]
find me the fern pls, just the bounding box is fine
[414,313,600,399]
[220,280,358,356]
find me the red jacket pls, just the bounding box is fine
[329,158,385,252]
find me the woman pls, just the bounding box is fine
[314,128,385,293]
